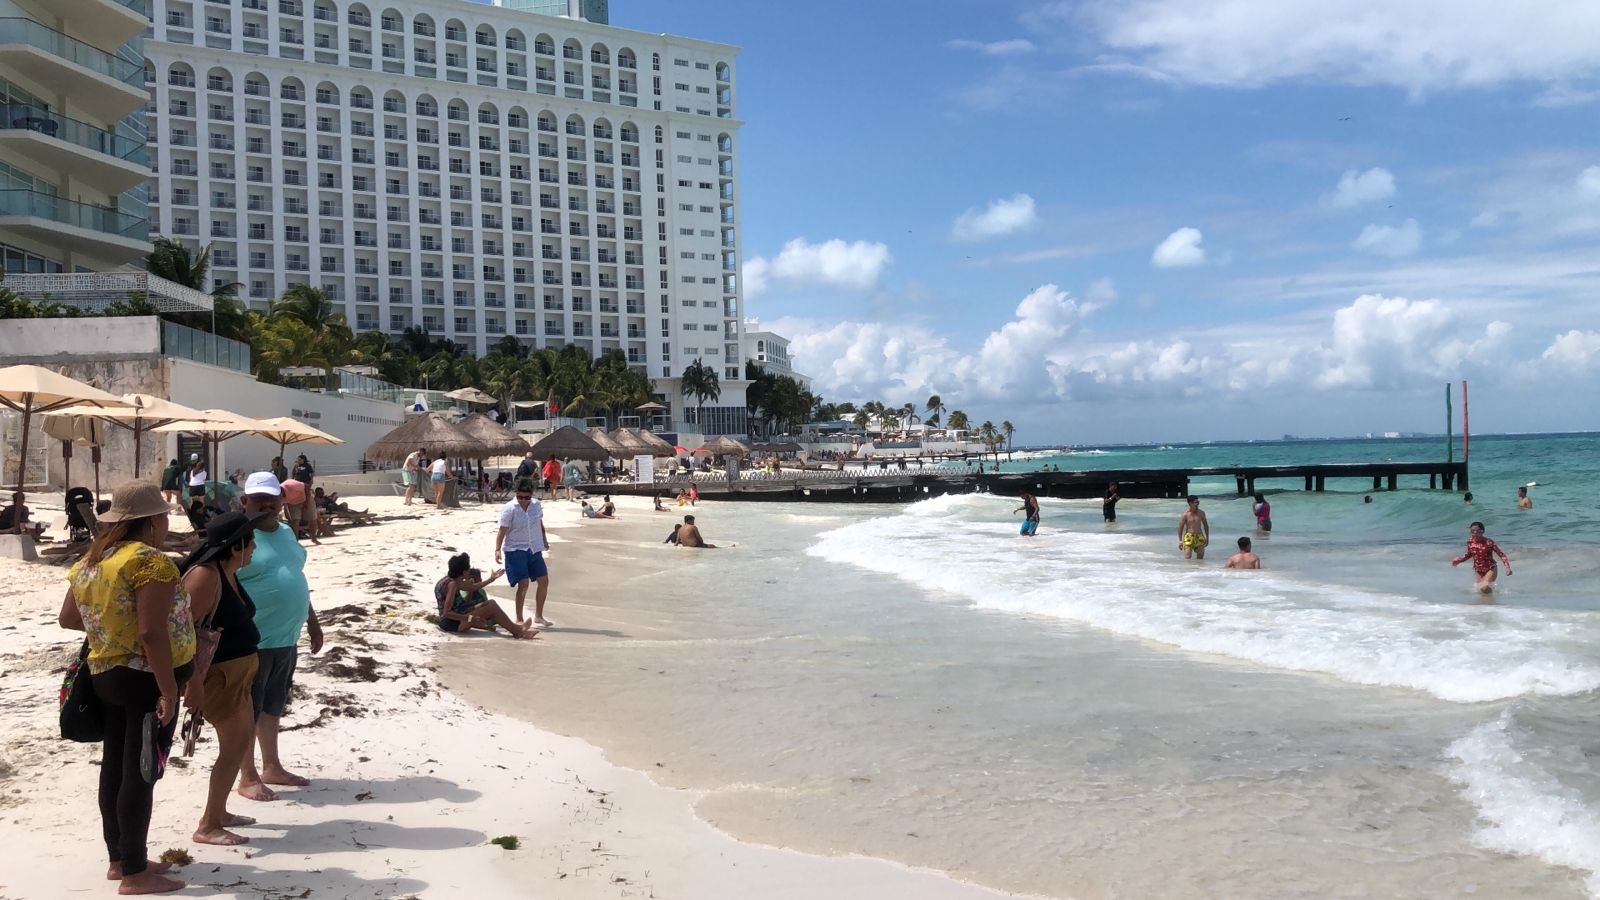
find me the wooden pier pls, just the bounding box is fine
[596,459,1468,504]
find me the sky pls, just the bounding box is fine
[607,1,1600,443]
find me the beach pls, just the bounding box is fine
[4,433,1599,899]
[0,490,1019,900]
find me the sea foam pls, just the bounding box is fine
[807,495,1600,703]
[1445,714,1600,897]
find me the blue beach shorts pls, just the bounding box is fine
[504,549,548,585]
[1020,520,1038,536]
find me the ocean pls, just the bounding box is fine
[453,433,1600,899]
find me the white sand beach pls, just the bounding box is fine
[0,490,1023,900]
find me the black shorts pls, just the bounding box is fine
[251,645,298,718]
[1103,504,1117,522]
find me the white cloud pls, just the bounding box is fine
[1151,227,1206,267]
[1086,277,1118,306]
[1533,82,1600,108]
[1071,0,1600,96]
[742,238,892,298]
[1353,219,1423,257]
[1316,294,1509,390]
[951,194,1039,242]
[947,38,1037,56]
[1326,168,1397,209]
[1579,166,1600,197]
[1540,330,1600,372]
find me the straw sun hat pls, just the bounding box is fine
[97,481,172,523]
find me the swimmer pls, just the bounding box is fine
[1014,491,1040,537]
[1177,496,1209,559]
[1224,536,1261,569]
[1463,491,1474,505]
[1451,521,1511,593]
[1252,492,1272,532]
[1517,486,1532,509]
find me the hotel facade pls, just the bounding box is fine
[0,0,151,274]
[143,0,749,432]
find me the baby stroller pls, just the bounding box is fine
[63,486,95,543]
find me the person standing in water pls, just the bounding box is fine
[1014,492,1040,537]
[1517,486,1533,509]
[1452,521,1511,593]
[1103,481,1120,523]
[1178,496,1210,559]
[1252,492,1272,532]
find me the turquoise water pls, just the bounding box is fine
[459,433,1600,898]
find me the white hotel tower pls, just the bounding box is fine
[144,0,747,432]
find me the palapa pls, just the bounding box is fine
[606,428,655,458]
[527,425,608,461]
[633,429,678,458]
[455,413,529,456]
[586,427,629,456]
[366,413,489,462]
[703,434,752,457]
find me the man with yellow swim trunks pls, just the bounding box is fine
[1178,496,1210,559]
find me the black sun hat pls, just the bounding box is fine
[181,510,274,571]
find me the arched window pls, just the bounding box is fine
[478,102,500,125]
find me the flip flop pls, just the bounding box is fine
[140,712,167,784]
[181,706,203,758]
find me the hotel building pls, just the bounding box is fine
[143,0,748,433]
[743,322,808,388]
[0,0,151,274]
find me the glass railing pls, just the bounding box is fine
[161,321,251,373]
[0,188,147,238]
[0,103,147,164]
[0,19,143,86]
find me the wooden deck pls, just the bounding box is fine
[593,460,1468,504]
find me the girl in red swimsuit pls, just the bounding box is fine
[1451,521,1511,593]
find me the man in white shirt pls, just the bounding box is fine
[494,477,551,625]
[401,446,425,506]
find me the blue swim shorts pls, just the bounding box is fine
[504,548,548,585]
[1020,520,1038,536]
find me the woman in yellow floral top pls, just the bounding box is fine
[59,481,195,896]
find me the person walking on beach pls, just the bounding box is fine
[429,453,450,507]
[562,456,583,501]
[1517,486,1533,509]
[160,458,183,507]
[515,451,536,485]
[1103,481,1120,523]
[1015,492,1041,536]
[290,454,314,489]
[1225,537,1262,569]
[402,447,425,506]
[495,478,552,626]
[1252,492,1272,532]
[1452,521,1512,593]
[179,510,270,846]
[58,481,196,895]
[235,473,325,802]
[1178,496,1210,559]
[541,455,562,502]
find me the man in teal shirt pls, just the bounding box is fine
[236,472,325,802]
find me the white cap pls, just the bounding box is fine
[243,471,282,496]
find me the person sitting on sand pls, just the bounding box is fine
[1224,536,1262,569]
[580,500,600,518]
[677,514,717,549]
[599,495,616,518]
[0,491,45,539]
[1452,521,1511,593]
[665,523,681,544]
[434,553,536,638]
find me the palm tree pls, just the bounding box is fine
[947,409,970,432]
[979,421,999,455]
[680,358,721,427]
[925,394,944,429]
[145,236,249,341]
[1001,420,1015,457]
[851,409,870,430]
[253,317,331,386]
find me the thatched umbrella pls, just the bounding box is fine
[607,428,653,458]
[587,427,628,456]
[634,429,677,458]
[528,425,608,461]
[704,435,751,457]
[455,413,529,457]
[366,413,488,462]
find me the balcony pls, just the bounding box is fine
[0,188,147,262]
[40,0,148,57]
[0,104,147,194]
[0,19,145,122]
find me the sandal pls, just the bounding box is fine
[139,712,171,784]
[180,705,203,758]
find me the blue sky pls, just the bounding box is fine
[614,1,1600,443]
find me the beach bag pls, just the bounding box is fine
[59,640,103,743]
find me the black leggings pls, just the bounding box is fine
[92,663,192,875]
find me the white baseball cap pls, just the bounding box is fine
[243,471,283,496]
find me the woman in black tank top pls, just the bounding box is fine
[180,511,269,847]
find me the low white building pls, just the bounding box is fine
[742,321,809,388]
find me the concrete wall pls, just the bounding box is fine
[0,316,161,361]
